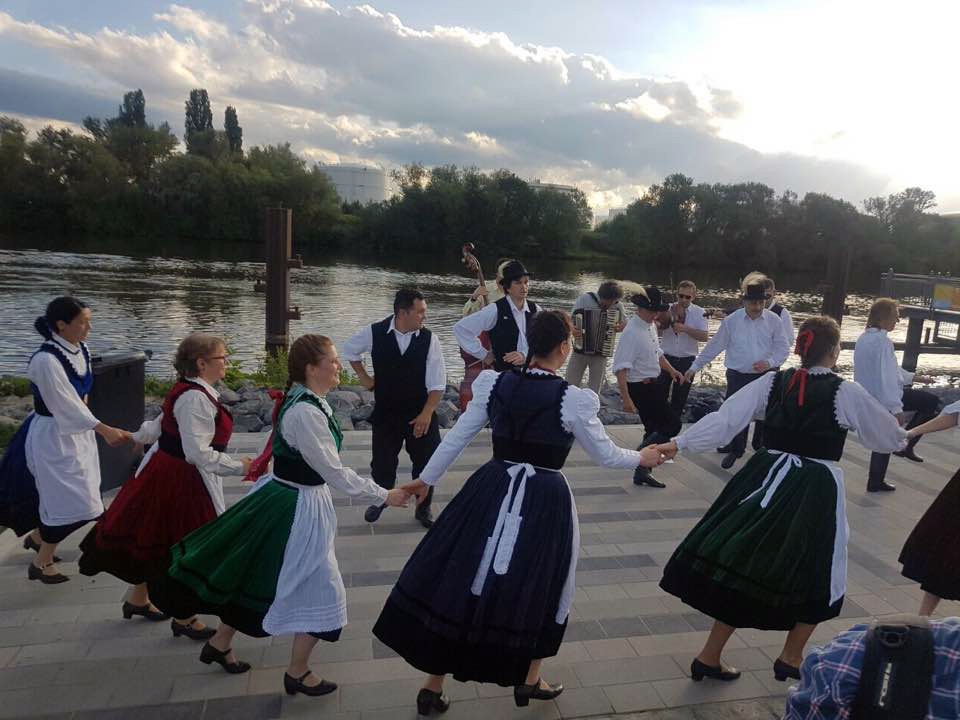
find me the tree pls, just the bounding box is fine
[224,106,242,154]
[185,89,215,155]
[117,89,146,128]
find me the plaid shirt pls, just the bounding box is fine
[785,619,960,719]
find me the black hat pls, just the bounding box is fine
[743,283,766,301]
[632,286,669,312]
[501,260,532,285]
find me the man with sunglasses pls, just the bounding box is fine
[658,281,709,420]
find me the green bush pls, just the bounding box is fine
[144,376,175,397]
[0,376,31,397]
[0,423,20,450]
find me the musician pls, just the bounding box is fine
[684,279,790,470]
[658,281,709,418]
[565,281,626,392]
[462,259,508,318]
[454,260,539,372]
[613,287,684,488]
[343,288,445,528]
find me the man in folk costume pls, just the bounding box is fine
[657,280,709,420]
[565,280,627,393]
[454,260,539,372]
[343,288,446,529]
[613,287,684,488]
[685,279,790,470]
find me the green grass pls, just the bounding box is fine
[0,423,20,451]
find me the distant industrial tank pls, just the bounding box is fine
[319,164,389,205]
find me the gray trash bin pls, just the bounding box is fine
[89,351,147,492]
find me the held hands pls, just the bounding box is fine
[654,441,679,461]
[240,457,253,475]
[503,351,526,366]
[385,487,411,508]
[638,445,666,468]
[399,479,430,506]
[97,424,131,447]
[409,411,432,439]
[752,360,771,373]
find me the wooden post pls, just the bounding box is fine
[257,207,303,355]
[902,315,924,372]
[820,241,852,325]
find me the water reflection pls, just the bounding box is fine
[1,243,958,386]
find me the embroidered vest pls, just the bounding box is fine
[157,381,234,459]
[763,369,848,461]
[30,342,94,416]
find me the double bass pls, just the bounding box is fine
[458,243,491,411]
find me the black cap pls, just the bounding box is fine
[743,283,766,301]
[501,260,532,284]
[632,286,669,312]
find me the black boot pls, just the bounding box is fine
[867,452,896,492]
[893,435,924,462]
[416,688,450,715]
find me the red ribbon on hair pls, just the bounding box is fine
[787,329,816,406]
[242,389,284,482]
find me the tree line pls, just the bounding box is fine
[0,88,957,278]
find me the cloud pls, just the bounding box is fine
[0,2,891,209]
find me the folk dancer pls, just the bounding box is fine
[853,298,939,492]
[684,279,790,470]
[656,317,907,684]
[454,260,539,372]
[749,274,795,451]
[149,335,410,694]
[613,287,684,488]
[372,311,665,714]
[657,280,709,420]
[564,280,627,393]
[0,297,129,584]
[344,287,446,528]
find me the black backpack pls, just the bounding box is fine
[851,616,934,720]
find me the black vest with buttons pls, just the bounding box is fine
[370,315,431,425]
[762,368,848,461]
[487,296,539,371]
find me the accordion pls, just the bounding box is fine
[572,307,618,356]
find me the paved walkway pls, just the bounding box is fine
[1,426,958,720]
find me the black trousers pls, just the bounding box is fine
[868,387,941,487]
[658,355,696,419]
[627,380,682,444]
[725,369,766,455]
[371,415,441,509]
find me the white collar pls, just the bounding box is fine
[188,376,221,399]
[865,327,887,336]
[50,333,80,353]
[388,316,420,337]
[806,366,836,375]
[631,315,651,328]
[507,298,529,314]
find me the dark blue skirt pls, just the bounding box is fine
[0,415,39,537]
[373,459,575,686]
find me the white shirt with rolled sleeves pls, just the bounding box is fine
[853,328,912,415]
[130,377,245,515]
[689,308,790,374]
[342,316,447,393]
[660,304,709,358]
[612,316,663,382]
[25,336,103,526]
[453,300,532,360]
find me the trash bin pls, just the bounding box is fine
[89,351,147,492]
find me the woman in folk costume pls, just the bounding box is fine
[897,401,960,616]
[79,333,251,636]
[0,297,129,584]
[373,310,665,714]
[149,334,409,695]
[654,317,907,683]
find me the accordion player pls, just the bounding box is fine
[572,306,620,356]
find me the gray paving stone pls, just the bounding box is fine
[643,614,695,635]
[601,681,665,713]
[599,616,649,639]
[205,693,284,719]
[554,685,614,717]
[572,655,686,686]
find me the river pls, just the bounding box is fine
[1,239,958,386]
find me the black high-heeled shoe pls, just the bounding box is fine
[416,687,450,715]
[122,601,169,621]
[283,671,337,697]
[773,658,801,681]
[513,679,563,707]
[27,561,69,584]
[171,618,217,640]
[199,642,251,674]
[690,658,741,682]
[22,536,61,562]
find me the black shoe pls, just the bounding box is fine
[720,452,740,470]
[633,466,664,488]
[415,506,434,529]
[199,642,251,674]
[172,618,217,640]
[122,601,169,621]
[867,480,896,492]
[22,536,61,563]
[27,562,69,584]
[717,444,732,454]
[690,658,741,682]
[416,687,450,715]
[773,658,801,681]
[514,679,563,707]
[893,448,924,463]
[284,670,337,697]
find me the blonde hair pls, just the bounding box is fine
[173,333,226,379]
[677,280,697,292]
[866,298,899,329]
[741,271,769,295]
[287,334,335,390]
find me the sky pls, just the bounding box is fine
[0,0,957,215]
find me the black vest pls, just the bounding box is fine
[370,316,431,424]
[769,303,784,317]
[763,368,848,461]
[487,296,539,371]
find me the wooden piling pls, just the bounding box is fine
[260,207,303,355]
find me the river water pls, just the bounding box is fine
[1,241,958,386]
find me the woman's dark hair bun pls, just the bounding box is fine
[34,316,53,340]
[37,297,87,340]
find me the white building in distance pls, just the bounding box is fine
[319,164,389,205]
[528,179,579,198]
